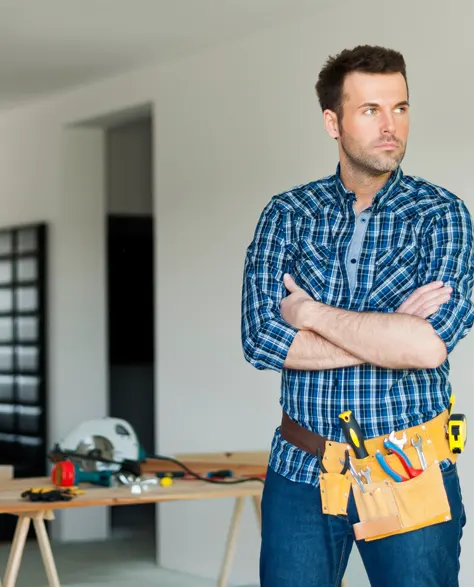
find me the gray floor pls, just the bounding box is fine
[0,529,219,587]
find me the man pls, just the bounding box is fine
[241,45,474,587]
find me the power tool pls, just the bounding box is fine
[51,460,114,487]
[49,417,143,473]
[49,418,267,486]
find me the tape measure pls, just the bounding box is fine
[448,414,467,453]
[447,394,468,454]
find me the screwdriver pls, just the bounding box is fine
[339,410,369,459]
[449,393,455,416]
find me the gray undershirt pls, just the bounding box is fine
[346,209,372,291]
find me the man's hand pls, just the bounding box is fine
[280,275,453,329]
[280,276,453,371]
[280,274,315,329]
[396,281,452,318]
[280,274,450,369]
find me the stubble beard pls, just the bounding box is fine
[339,128,406,177]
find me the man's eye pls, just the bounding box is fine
[364,108,376,115]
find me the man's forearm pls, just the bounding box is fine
[284,330,364,370]
[303,303,447,369]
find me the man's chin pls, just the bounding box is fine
[376,162,401,173]
[373,154,404,173]
[343,144,405,175]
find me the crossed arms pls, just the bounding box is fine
[280,277,451,370]
[241,199,474,372]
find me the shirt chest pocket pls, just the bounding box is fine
[292,240,332,302]
[376,243,418,268]
[368,243,419,309]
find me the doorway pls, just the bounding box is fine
[105,115,156,542]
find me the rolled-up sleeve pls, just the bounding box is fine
[420,199,474,354]
[241,199,298,371]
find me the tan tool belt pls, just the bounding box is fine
[280,409,457,542]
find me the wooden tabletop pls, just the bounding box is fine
[0,476,264,514]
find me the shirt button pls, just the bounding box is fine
[350,258,357,264]
[361,218,367,222]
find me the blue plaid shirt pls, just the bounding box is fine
[241,165,474,486]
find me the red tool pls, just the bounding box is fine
[51,460,75,486]
[51,460,112,487]
[375,450,409,482]
[383,438,423,479]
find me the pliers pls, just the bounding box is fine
[318,447,350,475]
[376,438,423,482]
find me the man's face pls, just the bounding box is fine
[333,72,409,175]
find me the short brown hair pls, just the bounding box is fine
[315,45,408,120]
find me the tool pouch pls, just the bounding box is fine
[351,460,451,541]
[319,471,352,517]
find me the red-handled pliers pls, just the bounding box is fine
[383,438,423,479]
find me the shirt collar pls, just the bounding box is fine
[334,163,403,213]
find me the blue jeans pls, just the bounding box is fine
[260,463,466,587]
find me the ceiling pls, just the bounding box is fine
[0,0,322,109]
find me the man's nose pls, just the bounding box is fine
[380,112,396,135]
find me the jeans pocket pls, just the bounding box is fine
[441,461,457,479]
[441,461,466,530]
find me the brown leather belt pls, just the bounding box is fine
[280,408,454,468]
[280,410,327,456]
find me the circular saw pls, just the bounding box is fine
[50,417,143,473]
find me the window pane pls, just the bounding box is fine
[0,233,12,256]
[17,229,37,253]
[0,318,13,342]
[0,375,13,401]
[16,347,38,372]
[16,317,38,342]
[0,405,15,432]
[17,258,37,282]
[18,405,41,434]
[0,290,13,313]
[16,287,37,312]
[0,262,12,285]
[17,376,40,404]
[0,347,13,371]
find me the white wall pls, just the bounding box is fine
[53,128,109,541]
[106,117,153,215]
[0,0,473,585]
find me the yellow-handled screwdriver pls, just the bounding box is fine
[449,394,455,416]
[339,410,369,459]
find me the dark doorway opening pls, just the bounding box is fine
[105,116,156,543]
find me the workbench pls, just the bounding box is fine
[0,470,263,587]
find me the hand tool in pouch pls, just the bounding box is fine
[360,466,372,484]
[388,431,407,450]
[410,433,428,470]
[375,450,408,482]
[339,410,369,459]
[383,438,423,479]
[319,447,350,475]
[340,455,366,493]
[447,394,467,454]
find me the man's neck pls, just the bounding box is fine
[339,162,392,214]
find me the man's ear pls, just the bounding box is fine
[323,109,340,140]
